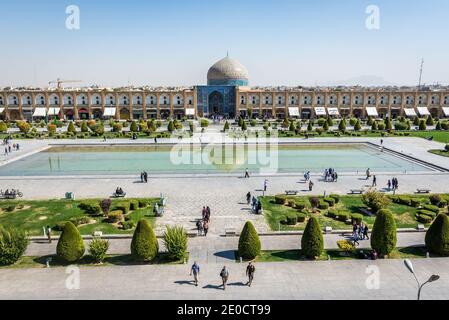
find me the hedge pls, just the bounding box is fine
[296,212,307,223]
[337,211,350,222]
[410,199,422,208]
[318,202,329,210]
[422,204,440,213]
[350,213,364,224]
[78,202,101,216]
[327,209,338,219]
[138,199,150,208]
[286,213,298,225]
[329,194,340,204]
[129,200,139,211]
[274,195,288,205]
[417,209,437,218]
[323,197,336,207]
[370,209,397,257]
[116,202,131,214]
[417,214,433,224]
[130,219,159,262]
[278,215,288,225]
[425,214,449,256]
[295,201,307,210]
[301,217,324,259]
[238,221,261,260]
[56,222,85,263]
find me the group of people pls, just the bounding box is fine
[352,222,370,246]
[246,192,262,214]
[140,171,149,183]
[115,187,125,196]
[190,261,256,290]
[196,206,211,236]
[387,178,399,191]
[323,168,338,182]
[3,139,19,156]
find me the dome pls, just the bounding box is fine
[207,56,249,86]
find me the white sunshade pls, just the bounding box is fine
[185,108,195,116]
[315,107,327,116]
[288,107,300,117]
[366,107,379,117]
[0,108,4,114]
[32,108,47,117]
[442,107,449,117]
[404,108,417,117]
[103,108,116,117]
[47,108,60,116]
[417,107,430,116]
[327,107,339,116]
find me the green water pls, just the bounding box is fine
[0,144,431,176]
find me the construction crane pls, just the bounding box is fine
[48,78,82,89]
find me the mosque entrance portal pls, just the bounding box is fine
[208,91,224,116]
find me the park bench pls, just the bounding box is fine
[225,228,236,237]
[112,192,126,198]
[349,189,364,195]
[416,189,431,194]
[285,190,299,195]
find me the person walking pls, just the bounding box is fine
[144,171,148,183]
[244,168,250,178]
[206,206,211,222]
[202,207,207,220]
[246,192,251,205]
[352,230,359,247]
[372,175,377,187]
[140,172,144,183]
[4,147,7,155]
[387,180,391,191]
[263,179,268,192]
[220,266,229,290]
[190,261,200,286]
[366,168,371,180]
[309,180,314,191]
[196,219,203,236]
[203,220,209,237]
[246,262,256,287]
[46,225,52,244]
[363,224,369,240]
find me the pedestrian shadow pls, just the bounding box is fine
[174,280,196,286]
[240,208,251,211]
[132,180,145,184]
[254,189,264,192]
[228,282,246,287]
[237,202,248,205]
[214,250,236,261]
[32,240,52,244]
[202,284,223,290]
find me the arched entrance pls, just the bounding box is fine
[78,108,89,120]
[120,108,130,120]
[208,91,224,117]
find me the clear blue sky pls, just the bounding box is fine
[1,0,449,87]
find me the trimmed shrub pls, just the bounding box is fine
[238,221,261,260]
[116,202,131,214]
[429,195,441,206]
[274,195,288,205]
[130,219,159,262]
[301,217,323,259]
[223,121,230,131]
[327,209,338,219]
[337,211,350,222]
[0,227,28,265]
[108,210,123,223]
[163,225,188,261]
[417,214,433,224]
[278,215,288,225]
[425,214,449,256]
[200,119,209,128]
[362,189,391,214]
[422,204,440,213]
[410,198,422,208]
[17,121,31,134]
[419,119,427,131]
[329,194,340,204]
[0,122,7,133]
[129,200,139,211]
[296,212,307,223]
[286,199,296,208]
[337,240,355,253]
[138,199,150,208]
[130,121,138,132]
[396,196,411,206]
[323,197,335,207]
[81,120,89,133]
[122,220,135,230]
[112,123,123,132]
[370,209,397,257]
[294,201,306,211]
[88,237,109,263]
[351,213,364,224]
[417,209,437,218]
[286,213,298,225]
[67,121,77,134]
[56,222,85,263]
[78,202,101,216]
[309,197,320,209]
[318,202,329,210]
[99,199,112,217]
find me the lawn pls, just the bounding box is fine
[429,149,449,158]
[260,194,448,231]
[0,198,160,236]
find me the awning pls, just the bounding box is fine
[442,107,449,117]
[404,108,417,117]
[47,108,60,116]
[185,108,195,116]
[0,108,4,114]
[417,107,430,116]
[366,107,378,117]
[327,107,339,116]
[103,108,116,117]
[32,108,47,117]
[288,107,300,117]
[315,107,327,116]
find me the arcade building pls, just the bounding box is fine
[1,56,449,121]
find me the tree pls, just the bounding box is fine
[56,222,85,263]
[301,217,323,259]
[307,121,313,131]
[241,121,247,131]
[163,226,188,261]
[99,199,112,217]
[130,121,138,132]
[371,121,378,131]
[370,209,397,257]
[326,116,333,127]
[0,227,28,265]
[167,120,175,132]
[289,121,296,132]
[426,114,435,126]
[223,120,230,131]
[425,214,449,256]
[238,117,244,127]
[17,121,31,134]
[354,120,362,131]
[81,120,89,133]
[385,117,392,131]
[362,189,391,214]
[436,121,442,130]
[419,119,427,131]
[338,118,346,132]
[130,219,158,262]
[238,221,261,260]
[67,121,76,134]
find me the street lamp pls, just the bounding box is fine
[404,259,440,300]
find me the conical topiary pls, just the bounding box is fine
[56,222,85,263]
[425,214,449,256]
[301,217,323,259]
[223,121,229,131]
[370,209,397,257]
[131,219,159,262]
[238,221,261,260]
[67,121,76,134]
[130,120,138,132]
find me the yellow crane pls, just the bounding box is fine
[48,78,82,89]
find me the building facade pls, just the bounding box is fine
[1,56,449,121]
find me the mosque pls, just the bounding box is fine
[1,56,449,121]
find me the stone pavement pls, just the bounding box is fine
[25,232,426,264]
[0,257,448,299]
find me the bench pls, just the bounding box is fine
[285,190,298,195]
[225,228,236,237]
[349,189,364,195]
[112,193,126,198]
[416,189,431,194]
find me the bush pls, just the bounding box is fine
[81,120,89,133]
[318,202,329,210]
[238,221,261,260]
[429,195,442,206]
[410,198,422,208]
[0,227,28,265]
[396,196,411,206]
[394,122,408,131]
[278,215,288,225]
[286,213,298,225]
[112,123,123,132]
[78,202,101,216]
[337,211,350,222]
[327,209,338,219]
[108,210,123,223]
[116,202,131,214]
[67,121,76,134]
[286,199,296,208]
[351,213,364,224]
[200,119,209,128]
[17,121,31,134]
[99,199,112,217]
[362,189,391,214]
[309,197,320,209]
[129,200,139,211]
[329,194,340,203]
[89,237,109,263]
[323,197,335,207]
[122,220,135,230]
[294,201,306,210]
[130,219,159,262]
[370,209,397,257]
[274,195,288,205]
[296,212,307,223]
[163,226,188,261]
[417,209,437,218]
[0,122,7,133]
[337,240,355,253]
[223,121,230,131]
[417,214,434,224]
[301,217,323,259]
[138,199,150,208]
[425,214,449,256]
[56,222,85,263]
[354,120,362,131]
[422,204,440,213]
[418,119,427,131]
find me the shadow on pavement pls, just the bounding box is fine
[203,284,223,290]
[214,250,236,261]
[174,280,196,286]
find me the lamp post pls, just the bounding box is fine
[404,259,440,300]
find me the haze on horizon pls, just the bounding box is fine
[1,0,449,88]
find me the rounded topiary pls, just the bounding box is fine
[323,197,335,207]
[286,213,298,225]
[238,221,261,260]
[425,213,449,256]
[0,227,28,265]
[296,212,307,223]
[370,209,397,257]
[131,219,159,262]
[301,217,323,259]
[56,221,85,263]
